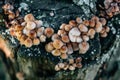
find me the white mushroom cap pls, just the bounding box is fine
[23,27,30,35]
[26,21,36,30]
[37,27,44,37]
[69,27,80,36]
[76,36,83,43]
[35,20,43,28]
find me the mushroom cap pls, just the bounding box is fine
[23,27,30,35]
[69,65,75,70]
[82,35,89,41]
[34,20,43,28]
[26,21,36,30]
[67,43,73,54]
[61,35,70,43]
[45,42,54,52]
[27,30,37,38]
[76,17,82,24]
[64,24,72,31]
[44,27,54,38]
[52,34,60,41]
[79,42,90,54]
[88,28,96,38]
[99,18,107,26]
[33,38,40,45]
[83,20,89,26]
[60,45,68,53]
[60,23,66,30]
[24,14,35,22]
[24,37,33,47]
[37,27,44,37]
[100,32,108,37]
[52,49,61,56]
[57,30,66,36]
[39,35,46,42]
[95,21,103,32]
[69,27,81,36]
[60,53,68,59]
[55,65,60,71]
[69,20,77,27]
[72,42,79,51]
[53,39,64,49]
[89,20,95,27]
[78,24,88,32]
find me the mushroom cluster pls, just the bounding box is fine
[99,0,120,18]
[45,16,110,58]
[55,57,82,71]
[9,14,54,47]
[2,3,19,20]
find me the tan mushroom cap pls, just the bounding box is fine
[60,45,68,53]
[60,53,68,59]
[45,42,54,52]
[88,28,96,39]
[24,14,35,22]
[44,27,54,38]
[60,23,66,30]
[64,24,72,31]
[95,21,103,33]
[27,30,37,38]
[33,38,40,45]
[83,20,89,26]
[52,49,61,56]
[79,42,90,54]
[78,24,88,32]
[51,34,60,41]
[53,39,64,49]
[89,20,95,27]
[55,65,60,71]
[24,37,33,47]
[61,35,70,43]
[69,20,77,27]
[76,17,82,24]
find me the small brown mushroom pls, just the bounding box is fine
[53,39,64,49]
[79,42,90,54]
[33,37,40,45]
[39,35,46,42]
[61,35,70,43]
[44,27,54,38]
[45,42,54,52]
[24,37,33,47]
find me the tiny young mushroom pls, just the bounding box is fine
[44,27,54,38]
[45,42,54,52]
[33,37,40,45]
[79,41,90,54]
